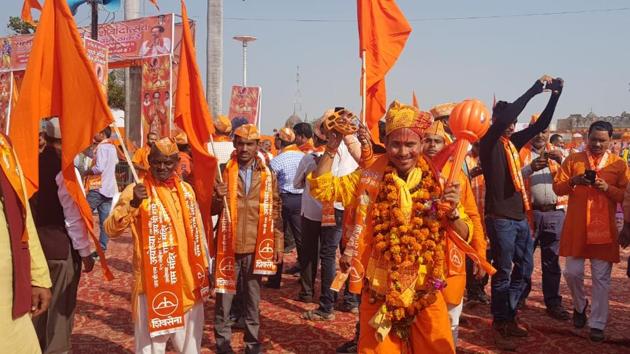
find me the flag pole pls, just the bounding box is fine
[361,49,367,125]
[111,122,140,184]
[208,134,232,224]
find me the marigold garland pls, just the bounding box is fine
[370,156,448,340]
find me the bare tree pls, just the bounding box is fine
[207,0,223,117]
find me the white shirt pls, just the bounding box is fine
[92,142,119,198]
[294,142,358,221]
[56,170,91,257]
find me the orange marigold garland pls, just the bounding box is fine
[371,156,448,340]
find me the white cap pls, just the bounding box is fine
[572,133,582,138]
[45,117,61,139]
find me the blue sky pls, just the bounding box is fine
[2,1,629,133]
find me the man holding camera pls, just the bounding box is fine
[519,114,569,321]
[553,120,628,342]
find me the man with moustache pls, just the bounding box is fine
[518,115,570,321]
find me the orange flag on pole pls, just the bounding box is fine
[21,0,42,26]
[149,0,160,10]
[357,0,412,139]
[412,90,419,109]
[10,0,114,279]
[174,0,217,250]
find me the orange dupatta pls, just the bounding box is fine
[585,151,613,244]
[139,176,209,336]
[501,137,533,233]
[214,155,276,295]
[0,134,30,241]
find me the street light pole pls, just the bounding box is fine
[233,36,256,87]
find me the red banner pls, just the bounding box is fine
[228,85,262,126]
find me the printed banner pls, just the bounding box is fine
[84,38,109,94]
[79,14,174,62]
[0,72,12,133]
[0,14,177,72]
[228,85,262,126]
[141,55,172,138]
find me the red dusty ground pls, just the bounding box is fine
[71,234,630,353]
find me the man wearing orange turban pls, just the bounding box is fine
[422,119,487,347]
[308,101,473,353]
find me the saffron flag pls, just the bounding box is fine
[21,0,42,26]
[174,0,218,254]
[357,0,412,140]
[149,0,160,10]
[412,90,419,109]
[10,0,114,279]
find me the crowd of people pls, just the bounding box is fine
[3,75,630,354]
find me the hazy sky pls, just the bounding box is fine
[1,1,629,133]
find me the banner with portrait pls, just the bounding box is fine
[228,86,262,126]
[141,55,172,139]
[84,38,109,94]
[0,72,13,133]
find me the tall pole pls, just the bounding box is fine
[207,0,223,117]
[242,42,247,86]
[361,50,366,125]
[233,36,256,87]
[124,0,141,145]
[90,0,98,40]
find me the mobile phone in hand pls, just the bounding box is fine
[584,169,596,184]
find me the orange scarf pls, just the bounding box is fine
[215,156,276,294]
[465,155,485,219]
[281,144,302,153]
[585,151,612,244]
[139,176,209,336]
[501,137,531,212]
[519,143,568,209]
[299,139,315,153]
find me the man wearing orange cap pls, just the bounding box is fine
[212,124,284,353]
[132,131,159,180]
[105,138,210,354]
[422,119,487,346]
[211,115,236,166]
[518,114,570,321]
[309,101,473,353]
[267,127,305,288]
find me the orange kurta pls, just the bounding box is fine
[358,291,454,354]
[308,157,465,354]
[104,181,207,318]
[553,152,628,263]
[441,161,486,305]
